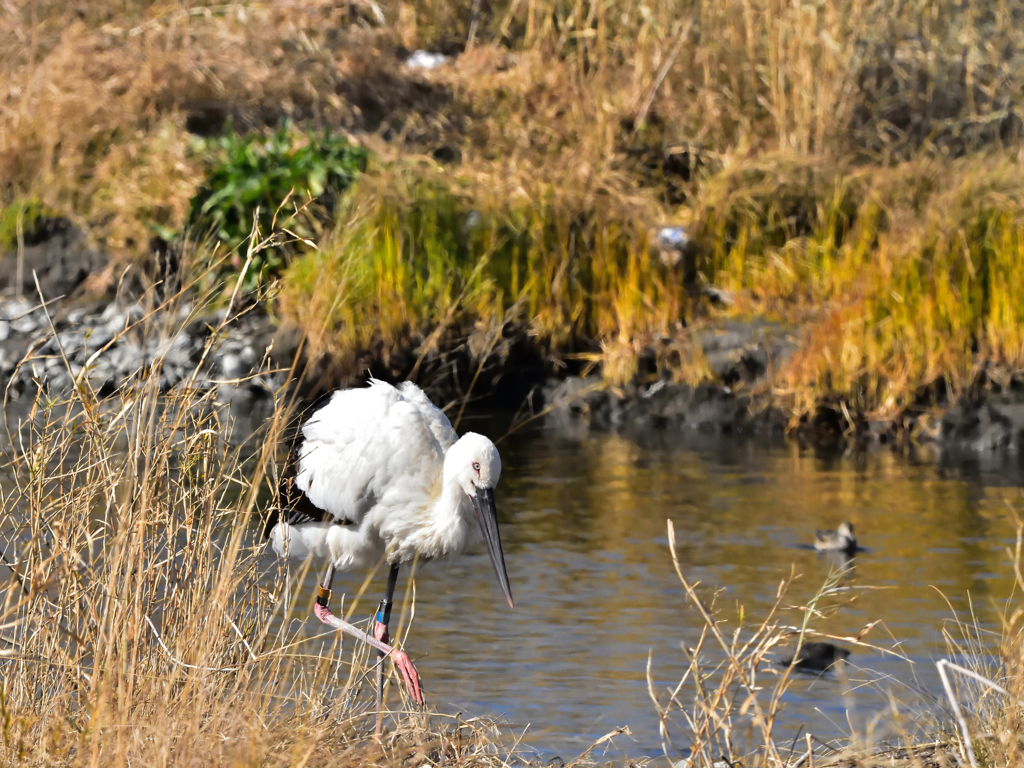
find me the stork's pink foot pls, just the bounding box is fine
[314,602,333,624]
[391,649,423,705]
[374,621,422,704]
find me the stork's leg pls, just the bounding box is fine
[313,563,422,705]
[374,564,402,733]
[316,562,335,608]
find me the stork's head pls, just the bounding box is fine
[445,433,513,608]
[446,432,501,494]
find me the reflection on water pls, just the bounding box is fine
[274,422,1024,760]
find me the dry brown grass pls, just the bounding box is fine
[0,1,444,267]
[4,0,1024,419]
[0,282,550,767]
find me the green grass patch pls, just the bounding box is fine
[0,197,60,252]
[188,122,369,288]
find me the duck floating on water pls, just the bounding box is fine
[814,521,857,554]
[779,641,851,673]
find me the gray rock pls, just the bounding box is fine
[12,313,42,335]
[0,220,107,297]
[67,307,90,325]
[542,374,787,436]
[40,331,89,361]
[540,376,616,429]
[622,381,693,428]
[159,369,181,392]
[99,302,121,323]
[125,304,145,325]
[85,327,115,352]
[46,370,74,392]
[171,332,192,350]
[162,345,194,370]
[941,400,1024,451]
[698,320,796,387]
[25,360,46,380]
[85,359,116,387]
[101,302,144,333]
[1,299,33,320]
[219,353,246,379]
[109,343,145,375]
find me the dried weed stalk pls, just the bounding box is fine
[0,277,527,767]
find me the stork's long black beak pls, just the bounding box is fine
[472,487,514,608]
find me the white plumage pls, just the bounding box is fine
[265,379,513,707]
[270,380,508,574]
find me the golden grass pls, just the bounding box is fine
[696,152,1024,417]
[4,0,1024,417]
[276,160,684,380]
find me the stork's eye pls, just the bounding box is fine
[472,462,481,472]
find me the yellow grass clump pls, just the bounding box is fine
[697,153,1024,416]
[277,160,685,382]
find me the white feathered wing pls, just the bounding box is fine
[273,380,462,567]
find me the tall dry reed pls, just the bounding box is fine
[651,520,945,768]
[0,283,525,766]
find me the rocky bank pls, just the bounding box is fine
[0,293,284,412]
[3,227,1024,453]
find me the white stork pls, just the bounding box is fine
[264,379,514,707]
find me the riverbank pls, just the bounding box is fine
[4,1,1024,443]
[6,282,1024,456]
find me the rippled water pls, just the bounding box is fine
[271,419,1024,761]
[8,393,1018,762]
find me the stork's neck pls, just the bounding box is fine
[437,472,473,521]
[423,474,476,556]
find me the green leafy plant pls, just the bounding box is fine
[0,197,59,252]
[188,121,369,289]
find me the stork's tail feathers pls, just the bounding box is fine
[263,396,337,539]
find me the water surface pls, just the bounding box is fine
[272,420,1024,761]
